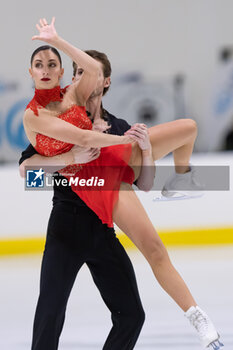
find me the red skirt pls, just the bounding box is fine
[60,144,134,227]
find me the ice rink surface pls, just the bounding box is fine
[0,246,232,350]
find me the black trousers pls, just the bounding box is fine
[31,203,145,350]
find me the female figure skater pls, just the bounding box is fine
[23,17,223,349]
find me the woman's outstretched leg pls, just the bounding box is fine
[113,184,196,311]
[113,185,222,348]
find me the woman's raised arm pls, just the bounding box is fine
[32,17,100,104]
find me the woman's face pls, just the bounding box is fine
[29,50,64,89]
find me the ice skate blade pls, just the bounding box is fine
[153,192,204,202]
[207,339,224,350]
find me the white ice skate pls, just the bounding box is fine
[185,306,224,349]
[153,166,204,201]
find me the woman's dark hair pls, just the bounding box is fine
[30,45,62,66]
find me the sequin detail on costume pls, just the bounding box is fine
[35,105,92,175]
[35,105,92,155]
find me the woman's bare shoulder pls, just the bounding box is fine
[24,107,58,119]
[23,108,35,122]
[24,108,33,116]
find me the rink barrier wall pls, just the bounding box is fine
[0,152,233,256]
[0,227,233,256]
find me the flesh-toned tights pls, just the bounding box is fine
[113,119,197,311]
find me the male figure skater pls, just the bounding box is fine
[19,50,155,350]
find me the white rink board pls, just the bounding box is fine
[0,152,232,239]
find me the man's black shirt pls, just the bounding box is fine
[19,110,131,207]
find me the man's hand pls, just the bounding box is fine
[71,145,100,164]
[124,123,151,151]
[125,123,155,191]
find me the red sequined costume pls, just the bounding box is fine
[26,86,134,227]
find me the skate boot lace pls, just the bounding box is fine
[189,309,208,337]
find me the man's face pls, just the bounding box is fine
[73,60,110,98]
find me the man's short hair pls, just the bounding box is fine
[73,50,112,96]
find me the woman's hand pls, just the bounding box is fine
[32,17,58,44]
[124,123,151,151]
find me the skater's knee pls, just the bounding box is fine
[138,307,145,329]
[124,306,145,333]
[183,118,198,137]
[135,306,145,329]
[145,239,168,265]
